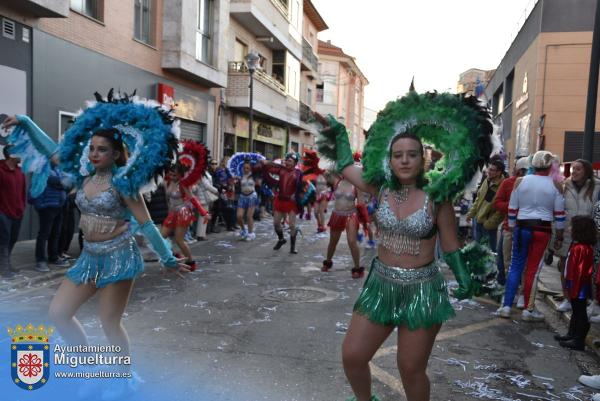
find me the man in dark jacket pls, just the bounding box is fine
[31,165,69,272]
[0,146,26,278]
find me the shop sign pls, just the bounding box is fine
[257,124,272,138]
[157,83,175,107]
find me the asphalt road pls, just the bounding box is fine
[0,217,598,401]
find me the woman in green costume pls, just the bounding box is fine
[316,91,494,401]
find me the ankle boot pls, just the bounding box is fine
[273,228,286,250]
[322,260,333,272]
[290,234,298,254]
[559,338,586,351]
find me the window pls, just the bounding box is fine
[234,39,247,63]
[316,83,324,102]
[307,87,312,105]
[505,70,514,105]
[134,0,155,45]
[196,0,214,64]
[70,0,103,21]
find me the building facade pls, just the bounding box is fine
[224,0,305,160]
[316,39,368,151]
[0,0,229,239]
[295,0,327,152]
[485,0,600,165]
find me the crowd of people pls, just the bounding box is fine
[2,89,600,401]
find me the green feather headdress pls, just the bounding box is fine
[363,92,494,203]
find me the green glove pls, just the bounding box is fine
[444,249,477,300]
[316,115,354,173]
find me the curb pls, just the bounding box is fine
[544,294,600,359]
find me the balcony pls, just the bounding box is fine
[227,61,300,128]
[3,0,69,17]
[301,38,319,73]
[299,101,317,133]
[230,0,302,60]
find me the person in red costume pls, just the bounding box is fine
[553,215,596,351]
[259,153,303,254]
[161,163,210,270]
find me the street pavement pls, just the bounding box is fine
[0,218,599,401]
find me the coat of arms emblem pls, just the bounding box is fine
[8,323,54,390]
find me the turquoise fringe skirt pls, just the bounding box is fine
[353,258,455,330]
[66,231,144,288]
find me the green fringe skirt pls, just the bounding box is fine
[353,258,455,330]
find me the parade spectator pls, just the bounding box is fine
[493,156,530,285]
[30,164,69,272]
[466,159,505,252]
[554,159,600,313]
[553,215,595,350]
[58,190,78,260]
[206,160,221,233]
[0,145,26,278]
[194,170,219,240]
[498,151,565,321]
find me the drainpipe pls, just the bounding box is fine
[583,0,600,162]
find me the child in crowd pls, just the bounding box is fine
[554,215,597,350]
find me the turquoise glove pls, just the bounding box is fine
[316,115,354,173]
[15,115,58,157]
[138,220,178,268]
[444,249,478,300]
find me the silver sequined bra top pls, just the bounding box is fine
[375,189,437,255]
[76,187,127,236]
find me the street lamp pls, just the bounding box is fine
[246,52,260,153]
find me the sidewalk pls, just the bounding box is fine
[0,238,78,294]
[538,256,600,358]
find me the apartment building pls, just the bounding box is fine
[485,0,600,165]
[316,39,368,151]
[224,0,305,160]
[295,0,327,152]
[0,0,229,239]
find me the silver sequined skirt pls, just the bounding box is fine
[66,231,144,288]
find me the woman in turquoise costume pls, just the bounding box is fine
[2,91,189,400]
[316,91,494,401]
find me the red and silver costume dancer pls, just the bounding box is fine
[260,153,303,254]
[161,140,210,270]
[500,151,565,321]
[322,175,364,278]
[300,149,329,232]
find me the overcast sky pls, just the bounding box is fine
[311,0,537,111]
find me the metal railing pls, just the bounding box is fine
[302,38,319,72]
[228,61,286,94]
[300,101,311,123]
[269,0,290,19]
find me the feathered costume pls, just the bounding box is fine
[317,91,496,330]
[7,90,181,287]
[163,139,210,228]
[227,152,265,211]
